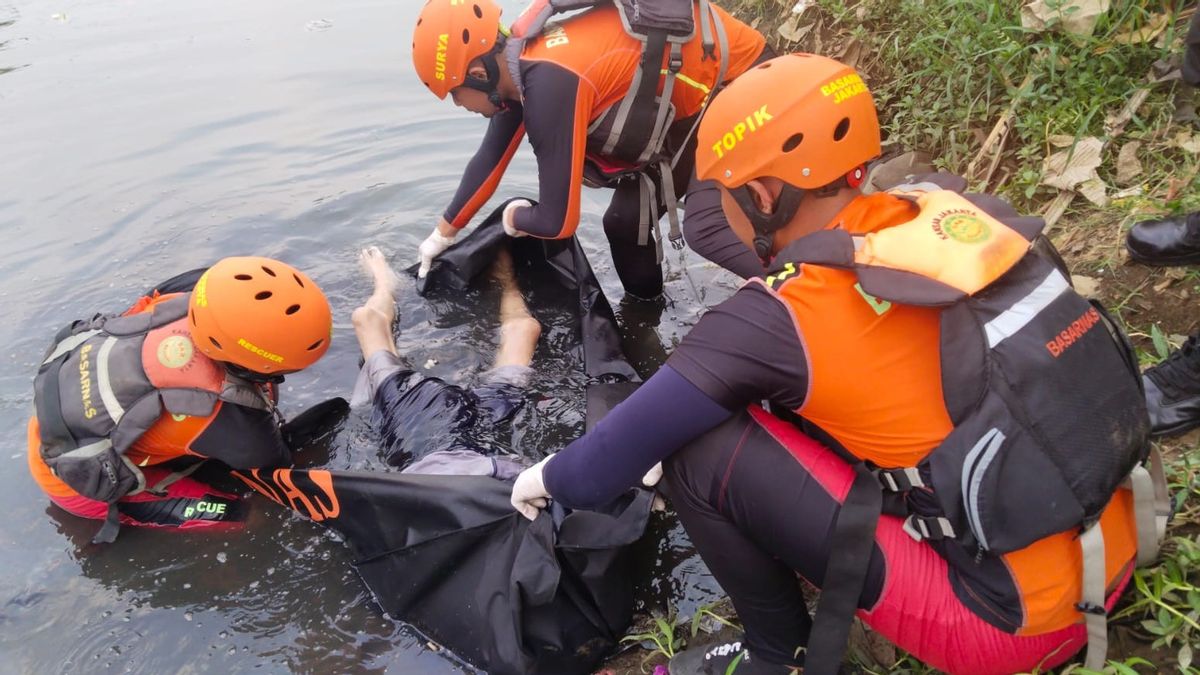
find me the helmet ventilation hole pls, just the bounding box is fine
[833,118,851,141]
[782,133,804,152]
[286,304,301,315]
[757,62,772,70]
[293,273,305,288]
[234,274,252,280]
[261,265,277,277]
[462,28,470,44]
[255,291,273,300]
[209,336,223,349]
[473,4,483,18]
[306,339,325,351]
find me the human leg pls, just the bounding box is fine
[663,406,1105,675]
[661,408,885,668]
[48,466,244,530]
[603,180,665,300]
[351,246,402,359]
[490,245,541,370]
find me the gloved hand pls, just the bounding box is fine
[417,224,458,278]
[642,461,667,512]
[641,461,663,487]
[502,199,532,238]
[511,454,554,520]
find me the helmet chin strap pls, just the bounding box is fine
[461,42,509,112]
[731,165,868,263]
[225,362,287,385]
[731,183,806,263]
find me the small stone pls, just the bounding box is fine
[216,552,228,564]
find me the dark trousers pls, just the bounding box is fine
[660,408,886,666]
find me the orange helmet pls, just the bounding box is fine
[696,54,881,190]
[412,0,504,99]
[188,257,332,375]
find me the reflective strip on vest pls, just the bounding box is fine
[95,336,126,424]
[42,329,102,365]
[983,269,1069,348]
[58,438,113,459]
[962,427,1005,551]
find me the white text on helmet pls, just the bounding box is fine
[710,106,772,160]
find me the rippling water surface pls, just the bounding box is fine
[0,0,739,671]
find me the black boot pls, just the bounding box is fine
[1143,332,1200,437]
[668,639,799,674]
[1126,212,1200,266]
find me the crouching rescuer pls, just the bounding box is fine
[27,257,333,543]
[509,54,1171,674]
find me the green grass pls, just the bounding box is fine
[731,0,1197,214]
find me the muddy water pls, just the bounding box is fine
[0,0,740,671]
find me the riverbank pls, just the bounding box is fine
[606,1,1200,672]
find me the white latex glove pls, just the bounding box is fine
[642,462,667,512]
[511,454,554,521]
[641,461,663,487]
[502,199,533,238]
[417,227,457,279]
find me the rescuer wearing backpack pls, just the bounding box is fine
[510,54,1170,674]
[410,0,769,299]
[27,257,333,543]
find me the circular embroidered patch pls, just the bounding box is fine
[941,213,991,244]
[157,335,195,369]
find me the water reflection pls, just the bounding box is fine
[0,0,742,669]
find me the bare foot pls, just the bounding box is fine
[352,246,401,357]
[356,246,400,323]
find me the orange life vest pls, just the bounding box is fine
[759,192,1143,634]
[28,293,271,502]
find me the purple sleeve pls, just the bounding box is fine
[542,365,734,509]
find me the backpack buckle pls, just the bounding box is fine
[1074,601,1106,616]
[902,514,956,542]
[875,467,924,492]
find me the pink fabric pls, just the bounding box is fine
[49,466,242,531]
[747,406,1128,675]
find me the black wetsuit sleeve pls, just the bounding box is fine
[443,103,527,229]
[666,283,809,411]
[510,61,590,239]
[189,403,291,469]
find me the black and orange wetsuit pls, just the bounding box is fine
[443,3,766,296]
[539,188,1140,673]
